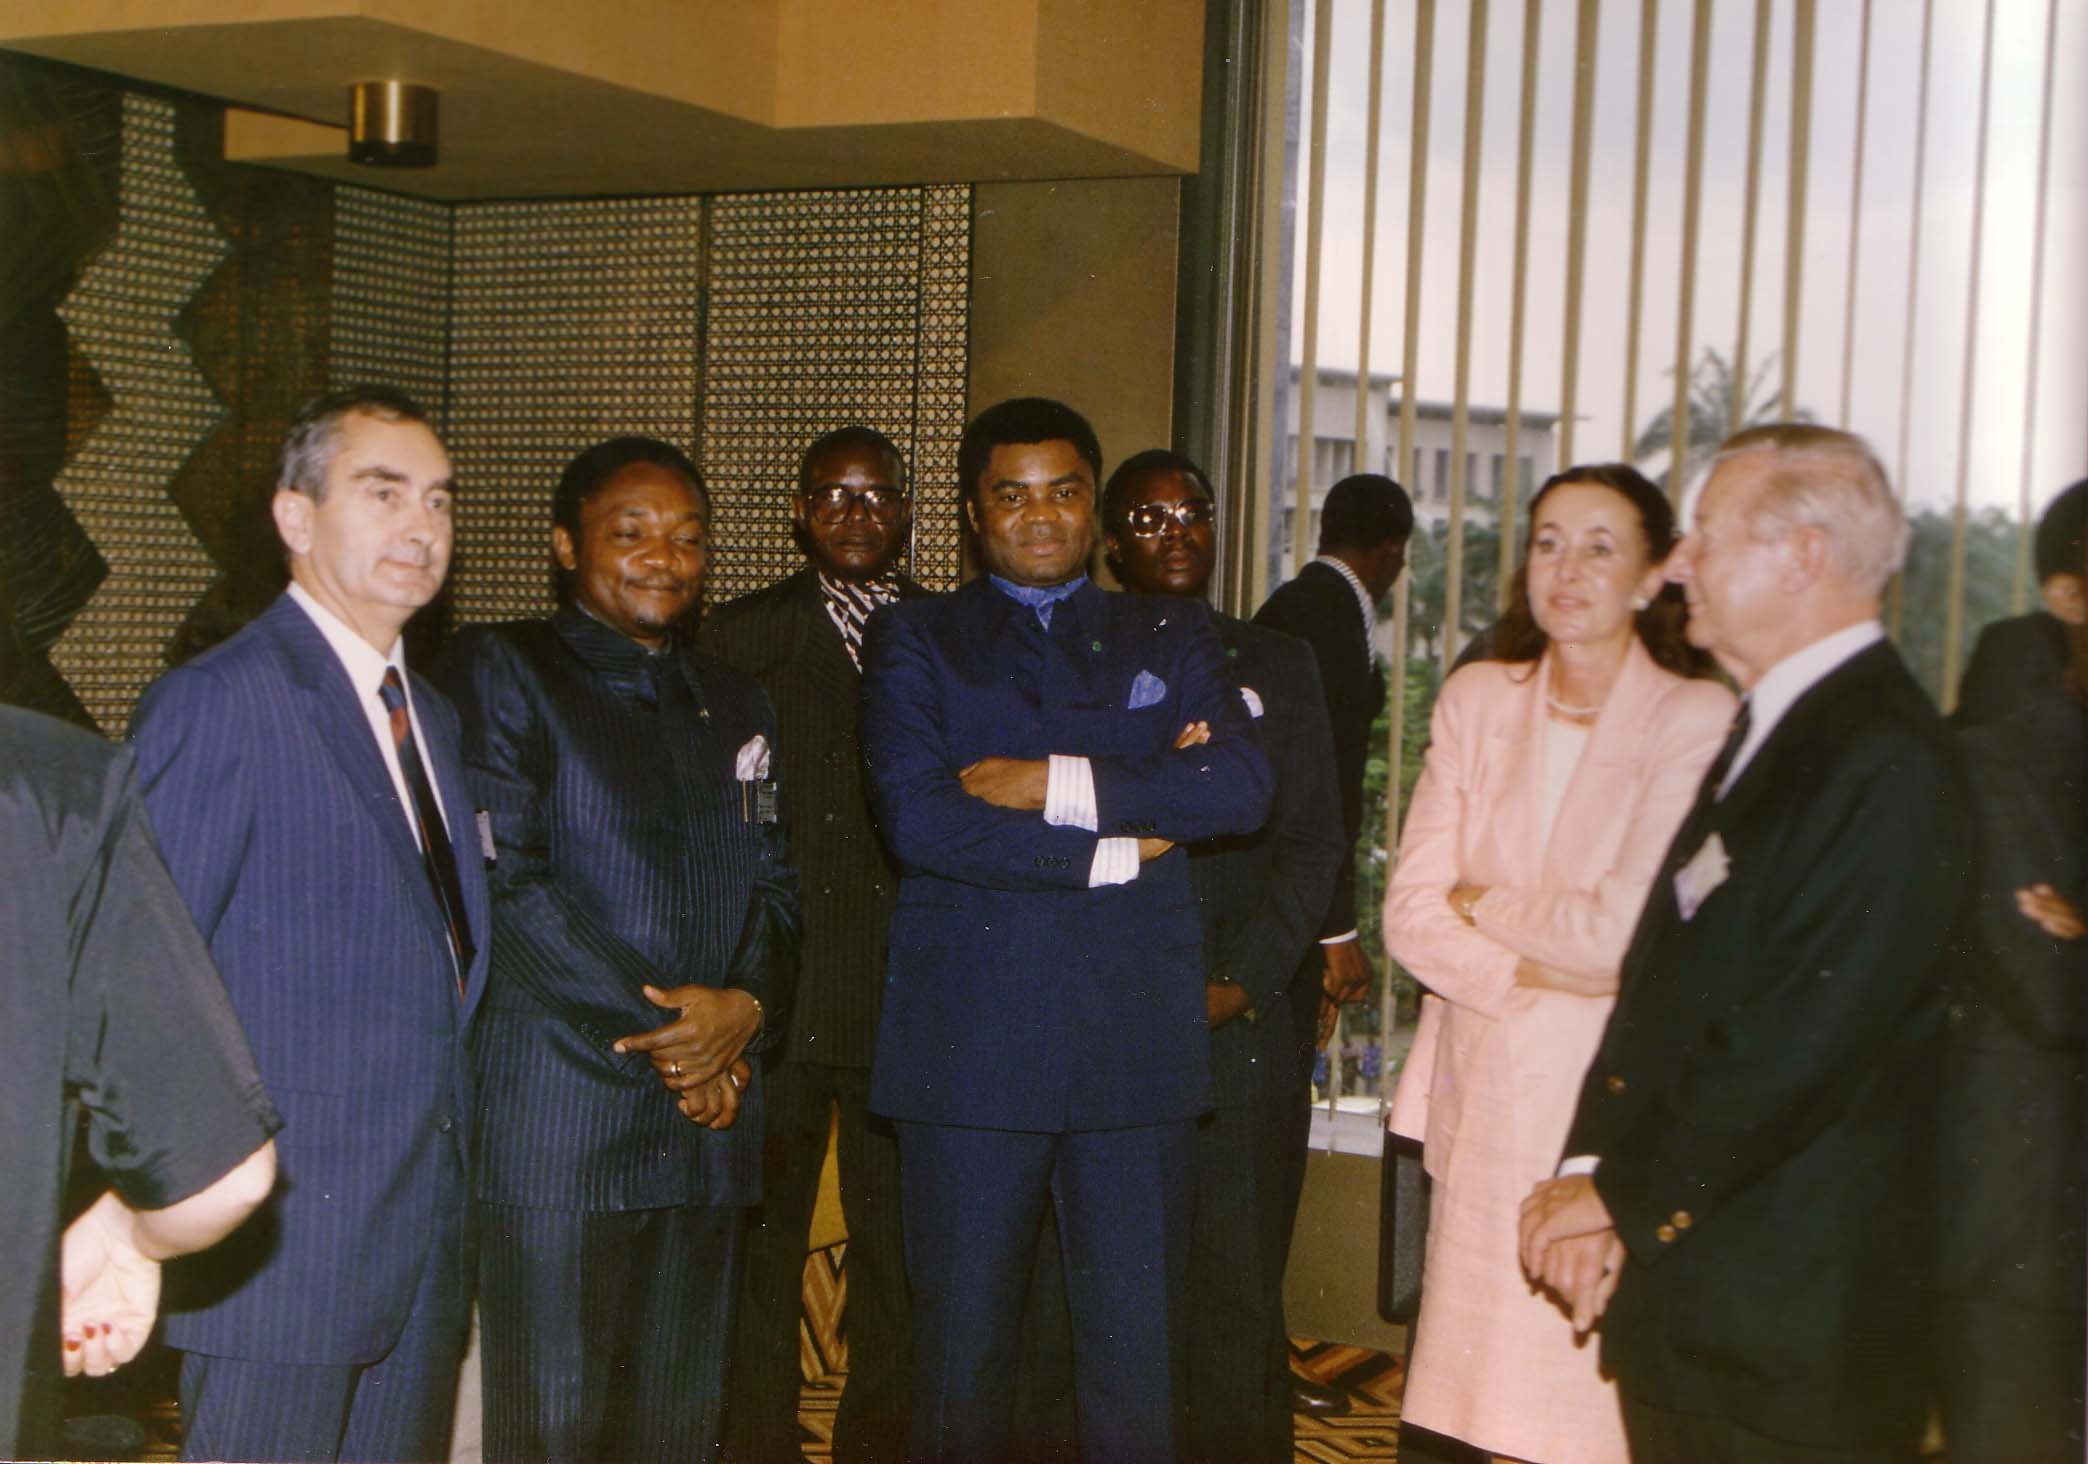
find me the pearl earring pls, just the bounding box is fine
[1631,595,1649,612]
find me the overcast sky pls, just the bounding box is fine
[1288,0,2087,514]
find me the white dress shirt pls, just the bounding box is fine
[1719,619,1886,797]
[286,582,451,845]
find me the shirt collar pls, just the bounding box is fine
[555,602,674,701]
[989,573,1089,629]
[287,581,407,703]
[1732,619,1886,775]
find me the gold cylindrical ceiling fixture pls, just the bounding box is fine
[348,82,437,167]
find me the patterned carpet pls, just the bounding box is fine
[782,1335,1405,1462]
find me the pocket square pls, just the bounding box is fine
[1128,670,1168,710]
[734,734,771,781]
[1674,831,1731,921]
[1239,685,1265,719]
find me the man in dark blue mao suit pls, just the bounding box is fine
[859,398,1272,1464]
[132,387,490,1463]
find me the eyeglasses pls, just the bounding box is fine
[805,485,907,522]
[1124,498,1216,537]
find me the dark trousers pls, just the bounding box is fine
[1183,1097,1295,1464]
[179,1155,470,1464]
[1933,1293,2086,1464]
[898,1120,1195,1464]
[726,1060,911,1464]
[1621,1394,1920,1464]
[478,1201,741,1464]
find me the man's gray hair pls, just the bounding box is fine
[1713,423,1908,593]
[278,386,433,500]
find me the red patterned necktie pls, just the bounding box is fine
[379,666,473,995]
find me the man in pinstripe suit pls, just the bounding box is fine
[440,436,800,1464]
[705,426,924,1464]
[132,387,491,1463]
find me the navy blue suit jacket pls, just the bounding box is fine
[860,577,1273,1132]
[1188,614,1345,1107]
[439,608,799,1211]
[131,592,489,1367]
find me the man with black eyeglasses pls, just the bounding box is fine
[703,425,925,1464]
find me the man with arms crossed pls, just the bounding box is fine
[1519,424,1968,1463]
[705,425,922,1464]
[133,386,490,1463]
[859,398,1271,1463]
[440,436,799,1464]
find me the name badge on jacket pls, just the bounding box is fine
[1674,831,1731,921]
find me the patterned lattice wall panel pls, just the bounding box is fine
[702,186,971,599]
[48,94,228,736]
[444,198,704,627]
[332,186,453,420]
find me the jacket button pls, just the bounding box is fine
[1655,1223,1677,1244]
[1671,1210,1693,1231]
[1605,1074,1627,1095]
[438,1116,455,1134]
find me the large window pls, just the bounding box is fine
[1251,0,2087,1121]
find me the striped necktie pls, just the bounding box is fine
[379,667,473,995]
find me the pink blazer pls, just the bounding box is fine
[1385,643,1734,1181]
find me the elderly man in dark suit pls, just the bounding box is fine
[1518,424,1969,1463]
[132,385,492,1463]
[704,425,923,1464]
[1103,449,1345,1462]
[859,397,1271,1464]
[1248,470,1410,1415]
[439,436,799,1464]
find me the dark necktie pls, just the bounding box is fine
[379,666,473,994]
[1672,698,1754,855]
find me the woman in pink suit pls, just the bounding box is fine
[1385,464,1735,1464]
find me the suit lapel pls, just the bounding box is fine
[261,597,456,949]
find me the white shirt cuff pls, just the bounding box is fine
[1320,930,1359,945]
[1044,753,1099,831]
[1557,1155,1600,1177]
[1089,836,1141,887]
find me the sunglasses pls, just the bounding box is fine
[1124,498,1216,537]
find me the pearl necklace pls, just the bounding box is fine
[1544,692,1604,720]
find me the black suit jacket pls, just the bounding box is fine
[1252,560,1385,940]
[1936,684,2087,1311]
[700,566,925,1070]
[439,607,800,1212]
[1187,613,1346,1107]
[1565,640,1969,1449]
[1953,610,2071,727]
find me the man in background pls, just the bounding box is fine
[440,436,798,1464]
[1103,449,1345,1461]
[705,426,922,1464]
[1954,477,2086,725]
[1249,470,1412,1414]
[132,386,489,1463]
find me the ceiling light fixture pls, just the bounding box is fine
[348,82,438,168]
